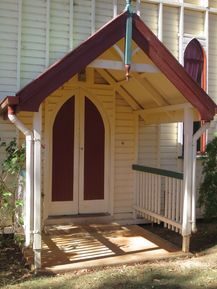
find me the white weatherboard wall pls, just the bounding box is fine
[0,0,19,98]
[114,94,136,220]
[21,0,47,88]
[184,9,204,37]
[159,123,178,171]
[73,0,92,48]
[95,0,113,30]
[163,6,179,59]
[140,2,158,35]
[0,0,19,156]
[208,14,217,141]
[138,119,158,167]
[49,0,71,64]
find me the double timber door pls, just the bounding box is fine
[51,95,106,215]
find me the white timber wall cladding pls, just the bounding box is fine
[114,94,136,219]
[95,0,113,31]
[162,6,179,59]
[0,0,19,98]
[184,9,204,36]
[208,14,217,104]
[73,0,92,48]
[208,14,217,141]
[138,118,158,167]
[140,2,158,35]
[21,0,47,88]
[0,0,18,157]
[159,123,178,171]
[49,0,71,64]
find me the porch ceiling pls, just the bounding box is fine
[86,39,198,124]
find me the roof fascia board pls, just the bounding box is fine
[132,14,216,120]
[0,96,19,116]
[16,12,127,112]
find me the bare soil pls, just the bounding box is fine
[0,234,32,287]
[141,218,217,253]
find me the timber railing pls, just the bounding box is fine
[132,164,184,233]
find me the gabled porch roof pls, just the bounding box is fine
[1,11,216,121]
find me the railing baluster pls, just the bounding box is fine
[157,175,161,223]
[132,164,183,233]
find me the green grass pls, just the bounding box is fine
[1,249,217,289]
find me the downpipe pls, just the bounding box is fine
[8,106,34,247]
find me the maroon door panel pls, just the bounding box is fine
[84,98,105,200]
[52,97,74,201]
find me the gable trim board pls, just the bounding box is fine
[0,12,216,121]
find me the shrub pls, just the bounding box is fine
[198,136,217,219]
[0,139,25,230]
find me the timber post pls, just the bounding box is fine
[182,106,194,252]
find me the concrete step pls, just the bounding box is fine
[44,213,113,226]
[44,214,149,226]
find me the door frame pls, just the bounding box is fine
[44,87,111,216]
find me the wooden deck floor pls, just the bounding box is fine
[26,224,184,273]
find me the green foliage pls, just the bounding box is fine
[0,139,25,229]
[198,136,217,219]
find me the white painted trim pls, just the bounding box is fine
[176,1,184,162]
[136,0,141,16]
[112,45,124,61]
[33,107,42,269]
[179,4,184,65]
[69,0,74,50]
[16,0,22,91]
[182,107,193,249]
[80,87,111,214]
[78,91,85,212]
[46,88,79,216]
[109,89,116,216]
[133,114,139,219]
[134,206,182,229]
[204,8,209,93]
[132,47,141,57]
[113,0,118,18]
[8,113,34,247]
[45,87,112,216]
[91,0,96,35]
[121,0,217,11]
[45,0,50,67]
[89,59,160,73]
[43,101,50,221]
[158,2,163,41]
[178,122,183,151]
[137,103,192,116]
[25,135,34,246]
[157,124,161,168]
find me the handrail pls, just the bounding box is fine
[132,164,183,180]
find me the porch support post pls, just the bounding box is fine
[33,107,42,270]
[25,134,34,246]
[182,107,193,253]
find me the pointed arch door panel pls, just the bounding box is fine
[50,94,106,215]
